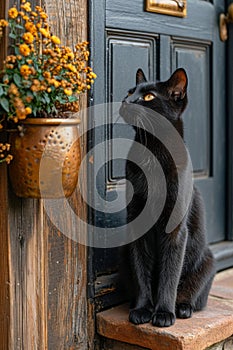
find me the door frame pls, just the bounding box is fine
[227,0,233,240]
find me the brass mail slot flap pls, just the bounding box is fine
[145,0,187,18]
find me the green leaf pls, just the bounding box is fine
[26,91,34,98]
[9,33,17,40]
[14,47,20,56]
[22,80,32,88]
[13,73,21,87]
[15,24,24,30]
[44,94,50,104]
[0,97,9,112]
[0,86,4,96]
[32,107,37,116]
[68,96,77,103]
[3,74,9,83]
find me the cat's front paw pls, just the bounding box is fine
[129,307,152,325]
[152,311,175,327]
[176,303,193,319]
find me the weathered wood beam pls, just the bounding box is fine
[5,0,91,348]
[0,1,10,349]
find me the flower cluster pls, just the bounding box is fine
[0,0,96,124]
[0,143,13,164]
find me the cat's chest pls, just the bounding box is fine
[126,153,178,196]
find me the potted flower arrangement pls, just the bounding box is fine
[0,0,96,198]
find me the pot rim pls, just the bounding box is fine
[21,117,81,126]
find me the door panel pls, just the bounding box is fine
[172,39,211,177]
[108,33,158,179]
[90,0,228,305]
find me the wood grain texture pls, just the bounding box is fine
[0,1,10,349]
[6,0,91,349]
[0,166,10,350]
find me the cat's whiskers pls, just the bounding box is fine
[144,111,156,135]
[137,117,147,147]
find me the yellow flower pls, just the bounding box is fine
[16,108,27,120]
[31,82,40,92]
[33,79,40,85]
[5,155,13,164]
[8,7,18,19]
[25,21,37,36]
[21,2,32,12]
[51,35,61,45]
[22,32,34,44]
[6,55,17,63]
[0,19,8,27]
[43,71,51,79]
[35,6,43,12]
[25,107,32,115]
[20,64,31,76]
[55,47,61,54]
[39,28,50,38]
[67,52,74,60]
[66,64,77,73]
[25,96,33,103]
[90,72,97,79]
[14,97,24,108]
[9,83,19,96]
[30,67,35,75]
[52,80,60,88]
[19,43,31,56]
[5,64,14,69]
[40,12,48,20]
[64,88,72,96]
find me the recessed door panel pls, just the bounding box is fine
[107,34,158,180]
[172,39,212,178]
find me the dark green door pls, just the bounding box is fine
[89,0,232,305]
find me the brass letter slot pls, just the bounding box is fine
[145,0,187,18]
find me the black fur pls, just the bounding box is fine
[119,68,215,327]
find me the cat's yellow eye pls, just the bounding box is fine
[143,93,155,101]
[128,92,133,96]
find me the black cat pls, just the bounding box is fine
[119,68,215,327]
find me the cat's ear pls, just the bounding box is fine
[167,68,188,101]
[136,69,147,85]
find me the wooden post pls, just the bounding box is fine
[0,0,92,349]
[0,168,10,349]
[0,1,10,349]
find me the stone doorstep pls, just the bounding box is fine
[97,269,233,350]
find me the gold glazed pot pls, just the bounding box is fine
[9,118,81,198]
